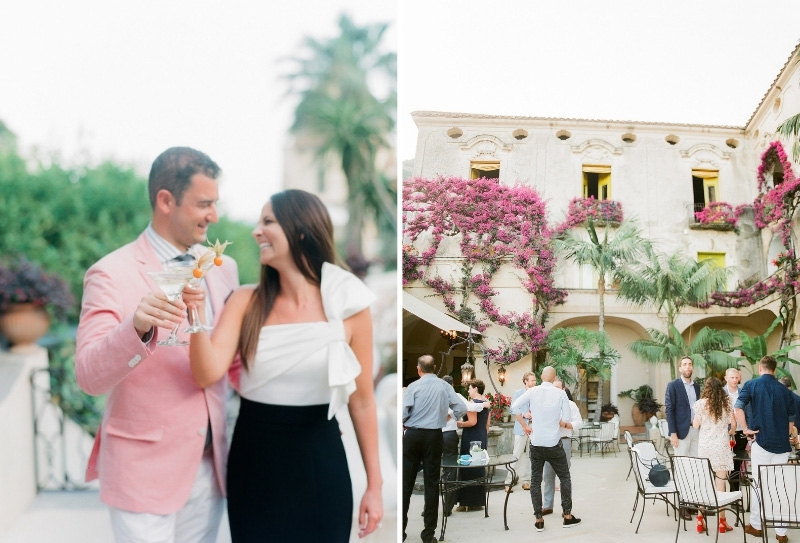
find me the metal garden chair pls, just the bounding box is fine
[629,446,678,533]
[671,455,745,543]
[754,463,800,543]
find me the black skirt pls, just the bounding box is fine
[227,398,353,542]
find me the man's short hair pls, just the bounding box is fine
[725,367,740,376]
[442,375,454,385]
[779,376,793,389]
[148,146,220,209]
[417,355,436,374]
[467,378,486,395]
[760,355,778,372]
[522,371,535,383]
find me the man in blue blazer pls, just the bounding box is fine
[665,356,700,456]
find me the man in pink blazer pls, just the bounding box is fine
[76,147,239,542]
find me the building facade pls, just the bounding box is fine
[403,44,800,425]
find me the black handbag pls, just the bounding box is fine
[647,459,670,487]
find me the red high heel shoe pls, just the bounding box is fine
[696,513,705,533]
[719,518,734,533]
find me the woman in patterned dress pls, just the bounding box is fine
[693,376,736,533]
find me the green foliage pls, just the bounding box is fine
[0,153,151,320]
[207,218,261,286]
[628,324,736,380]
[733,316,800,379]
[777,111,800,162]
[0,136,265,319]
[48,339,105,437]
[618,384,663,415]
[617,248,730,332]
[285,13,396,267]
[546,326,620,403]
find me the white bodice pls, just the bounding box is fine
[238,263,376,419]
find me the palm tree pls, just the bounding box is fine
[284,14,396,268]
[555,218,646,420]
[734,315,800,381]
[776,50,800,161]
[546,327,619,416]
[628,324,736,380]
[616,248,730,379]
[776,113,800,162]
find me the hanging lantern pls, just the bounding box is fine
[460,359,474,383]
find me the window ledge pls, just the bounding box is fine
[688,222,736,232]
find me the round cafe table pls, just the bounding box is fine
[438,453,517,541]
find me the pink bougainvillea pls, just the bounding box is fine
[708,141,799,310]
[694,202,737,227]
[403,176,566,363]
[552,197,624,236]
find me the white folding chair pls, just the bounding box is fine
[658,419,672,455]
[625,430,658,480]
[629,447,678,533]
[588,421,617,457]
[755,463,800,541]
[671,456,744,543]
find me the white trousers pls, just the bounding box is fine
[109,448,224,543]
[748,441,789,534]
[673,426,699,457]
[504,433,531,485]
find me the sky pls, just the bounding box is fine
[397,1,800,164]
[0,0,396,223]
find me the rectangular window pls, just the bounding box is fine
[697,252,725,269]
[470,161,500,180]
[582,165,611,200]
[692,169,719,213]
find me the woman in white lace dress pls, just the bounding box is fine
[186,190,383,542]
[693,376,736,533]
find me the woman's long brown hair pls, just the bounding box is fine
[237,190,338,370]
[700,376,731,422]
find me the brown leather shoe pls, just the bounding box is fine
[776,535,788,543]
[744,525,763,537]
[541,508,553,515]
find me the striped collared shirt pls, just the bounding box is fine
[144,224,213,323]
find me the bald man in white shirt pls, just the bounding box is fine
[511,366,582,532]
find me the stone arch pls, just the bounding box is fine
[766,233,788,276]
[547,315,655,424]
[682,310,780,381]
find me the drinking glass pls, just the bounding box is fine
[166,259,214,333]
[729,438,736,449]
[147,270,191,346]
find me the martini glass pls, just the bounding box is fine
[178,253,214,334]
[172,258,216,333]
[147,270,191,346]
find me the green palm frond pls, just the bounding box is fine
[777,112,800,162]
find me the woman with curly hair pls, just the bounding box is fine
[692,376,736,533]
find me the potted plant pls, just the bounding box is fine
[486,392,511,424]
[618,384,663,425]
[599,402,619,422]
[0,257,74,351]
